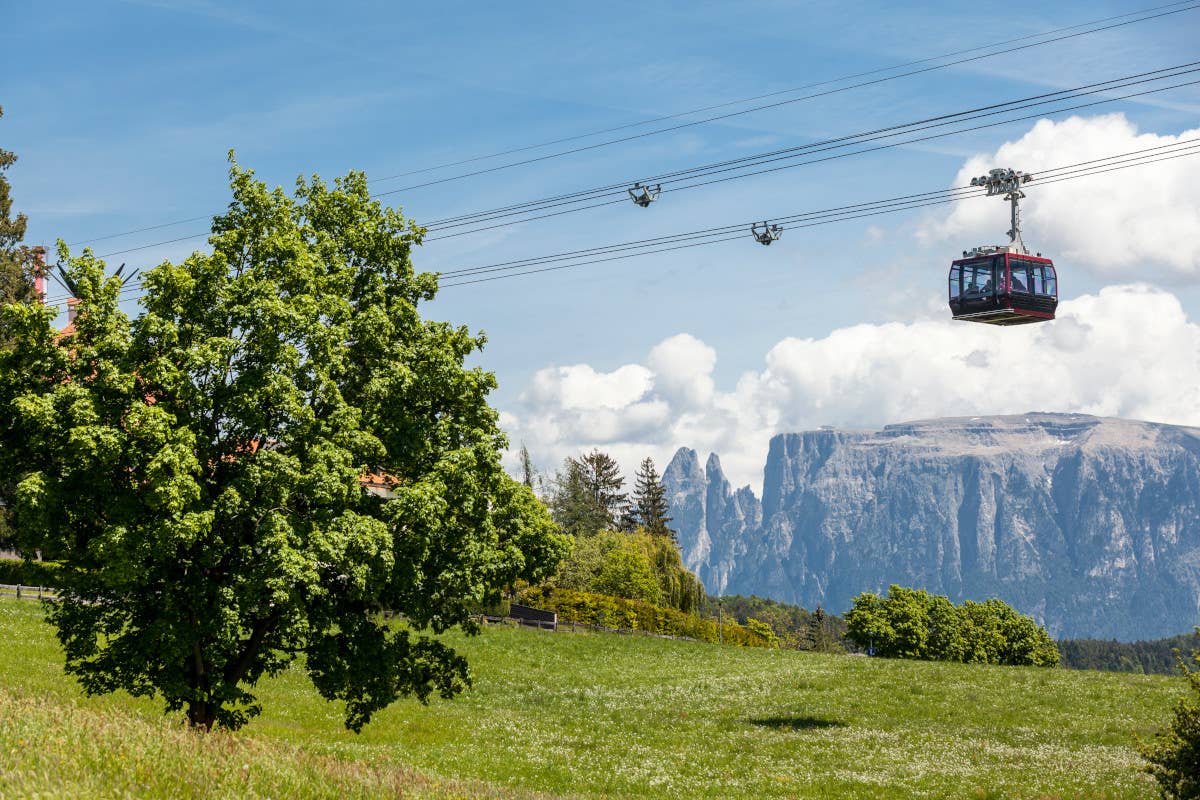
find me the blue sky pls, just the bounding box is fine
[6,0,1200,486]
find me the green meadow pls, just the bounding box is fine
[0,600,1183,799]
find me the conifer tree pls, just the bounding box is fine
[577,449,627,529]
[550,459,605,537]
[807,605,834,652]
[551,450,627,535]
[630,457,675,542]
[519,443,536,489]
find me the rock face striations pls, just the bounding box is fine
[663,414,1200,640]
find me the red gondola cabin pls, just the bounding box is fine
[948,247,1057,326]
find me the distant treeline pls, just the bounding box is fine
[1058,632,1200,675]
[710,594,846,651]
[517,586,777,647]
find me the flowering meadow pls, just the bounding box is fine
[0,600,1182,798]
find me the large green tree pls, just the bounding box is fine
[0,158,567,731]
[0,106,41,552]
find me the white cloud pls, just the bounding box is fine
[524,363,653,411]
[503,285,1200,492]
[646,334,716,409]
[919,114,1200,277]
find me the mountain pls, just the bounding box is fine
[662,413,1200,640]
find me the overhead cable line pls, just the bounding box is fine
[624,75,1200,199]
[421,61,1200,223]
[370,2,1200,194]
[87,62,1200,260]
[419,67,1200,240]
[46,140,1199,304]
[66,1,1200,250]
[435,145,1200,287]
[367,0,1200,183]
[436,139,1200,281]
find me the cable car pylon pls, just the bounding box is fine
[949,167,1057,326]
[751,221,782,245]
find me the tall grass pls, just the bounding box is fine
[0,600,1182,798]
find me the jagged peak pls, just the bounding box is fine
[705,452,726,481]
[663,446,702,480]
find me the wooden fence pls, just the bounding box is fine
[0,589,701,644]
[0,583,59,601]
[474,614,700,642]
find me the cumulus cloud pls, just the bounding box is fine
[523,363,653,411]
[645,334,715,409]
[503,285,1200,492]
[919,114,1200,277]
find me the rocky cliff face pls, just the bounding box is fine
[664,414,1200,640]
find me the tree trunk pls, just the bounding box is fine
[187,700,217,731]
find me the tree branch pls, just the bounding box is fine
[223,608,283,687]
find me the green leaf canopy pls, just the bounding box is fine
[0,159,567,731]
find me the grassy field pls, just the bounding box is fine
[0,599,1184,799]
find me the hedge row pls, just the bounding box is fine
[0,559,60,587]
[518,586,774,647]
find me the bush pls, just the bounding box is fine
[548,530,705,613]
[591,547,661,605]
[746,618,779,648]
[844,585,1058,667]
[0,558,59,587]
[1142,648,1200,798]
[517,586,774,647]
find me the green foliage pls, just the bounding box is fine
[591,544,661,605]
[0,558,59,586]
[0,107,37,311]
[715,594,846,650]
[518,442,535,489]
[1142,647,1200,799]
[805,605,840,653]
[746,618,779,647]
[550,450,626,536]
[518,586,772,647]
[0,107,42,552]
[625,457,674,541]
[639,527,705,613]
[547,529,704,614]
[845,585,1059,667]
[1059,633,1200,675]
[0,158,568,731]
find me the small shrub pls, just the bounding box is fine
[1142,649,1200,799]
[746,618,779,647]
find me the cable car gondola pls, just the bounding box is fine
[949,168,1057,326]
